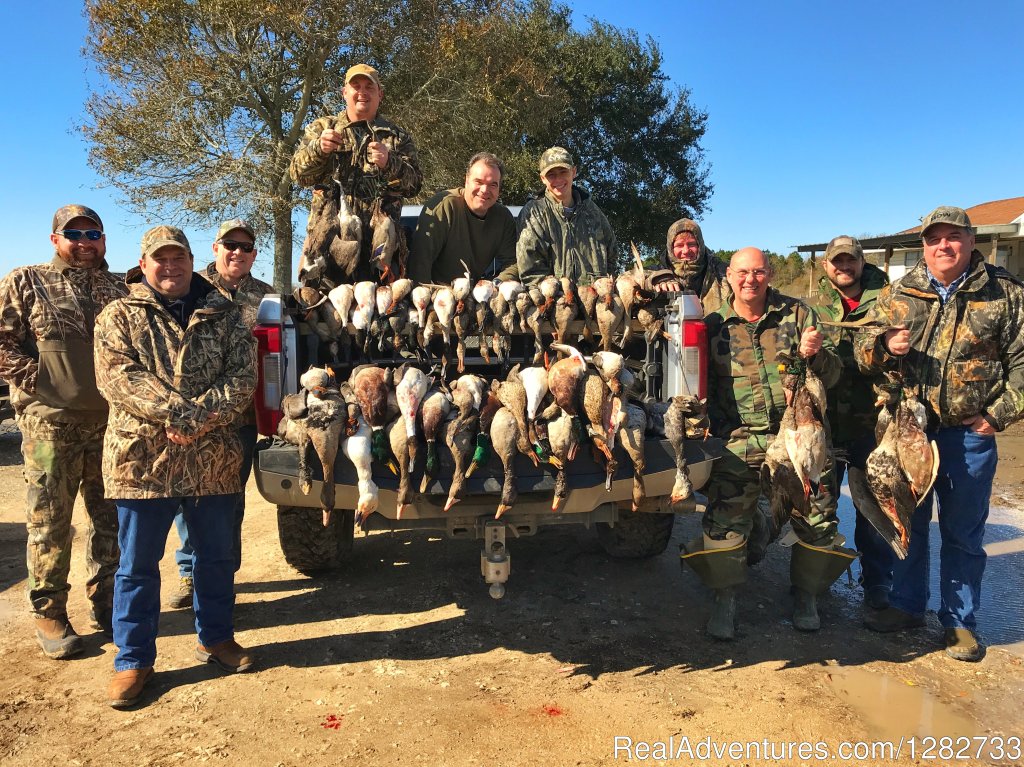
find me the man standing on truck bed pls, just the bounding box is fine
[0,204,126,659]
[855,206,1024,662]
[409,151,519,284]
[167,219,274,611]
[96,226,257,708]
[290,63,422,282]
[682,247,848,640]
[644,219,730,310]
[516,146,618,286]
[811,235,893,611]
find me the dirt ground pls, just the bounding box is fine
[1,422,1023,767]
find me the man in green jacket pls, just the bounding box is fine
[811,236,893,610]
[410,152,519,284]
[516,146,617,286]
[855,206,1024,661]
[682,248,848,639]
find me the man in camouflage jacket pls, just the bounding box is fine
[855,206,1024,661]
[516,146,618,286]
[645,218,730,314]
[168,219,274,610]
[682,248,846,640]
[290,63,422,283]
[0,204,126,659]
[95,226,257,708]
[811,236,894,610]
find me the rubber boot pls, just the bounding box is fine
[681,533,747,641]
[790,539,858,632]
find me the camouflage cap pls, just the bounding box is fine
[52,204,102,232]
[141,225,191,260]
[921,205,973,237]
[824,235,864,261]
[216,218,255,241]
[344,63,380,87]
[539,146,574,175]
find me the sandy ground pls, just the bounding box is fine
[1,422,1023,767]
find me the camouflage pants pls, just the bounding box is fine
[704,434,838,547]
[18,413,119,618]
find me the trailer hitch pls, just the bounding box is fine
[480,520,510,599]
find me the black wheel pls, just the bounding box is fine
[276,506,355,575]
[595,511,675,559]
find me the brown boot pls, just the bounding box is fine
[196,639,255,673]
[167,576,194,610]
[34,616,84,659]
[108,667,154,708]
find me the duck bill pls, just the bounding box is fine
[322,509,332,527]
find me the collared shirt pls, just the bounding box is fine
[926,267,969,304]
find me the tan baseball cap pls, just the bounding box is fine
[824,235,863,261]
[921,205,973,236]
[216,218,255,241]
[52,204,103,232]
[141,225,191,260]
[345,63,381,87]
[539,146,574,175]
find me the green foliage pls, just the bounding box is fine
[83,0,712,287]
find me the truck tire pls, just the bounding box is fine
[276,506,355,575]
[595,512,675,559]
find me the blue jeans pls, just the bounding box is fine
[889,426,998,630]
[113,494,238,671]
[836,433,895,592]
[174,425,257,577]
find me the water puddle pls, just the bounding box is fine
[826,667,978,739]
[837,490,1024,655]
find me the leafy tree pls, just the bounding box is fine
[84,0,711,288]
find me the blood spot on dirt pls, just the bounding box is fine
[321,714,344,730]
[541,703,563,717]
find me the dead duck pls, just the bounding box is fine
[516,290,545,364]
[593,276,624,351]
[519,365,556,464]
[351,281,377,355]
[552,277,578,344]
[496,363,538,466]
[473,280,497,362]
[343,411,380,528]
[664,395,699,503]
[349,365,397,473]
[863,412,914,557]
[418,386,453,491]
[466,384,503,477]
[369,199,398,282]
[491,407,520,518]
[386,416,414,518]
[393,365,431,474]
[782,368,828,498]
[620,403,648,511]
[615,272,640,347]
[442,409,477,511]
[293,287,340,363]
[548,411,578,512]
[291,368,347,526]
[581,370,621,490]
[577,284,599,344]
[547,343,587,460]
[895,392,939,503]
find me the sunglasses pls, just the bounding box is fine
[58,229,103,241]
[219,239,255,253]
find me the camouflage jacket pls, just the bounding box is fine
[201,261,274,427]
[854,251,1024,431]
[811,262,889,444]
[705,288,841,441]
[516,187,618,287]
[94,277,256,499]
[201,262,274,330]
[290,112,422,279]
[0,256,127,423]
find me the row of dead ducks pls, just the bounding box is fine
[293,266,672,372]
[277,344,709,528]
[759,360,939,560]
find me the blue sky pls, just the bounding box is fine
[1,1,1021,282]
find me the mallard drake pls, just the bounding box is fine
[349,365,397,473]
[418,386,453,491]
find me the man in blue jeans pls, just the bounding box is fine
[855,206,1024,661]
[94,226,257,707]
[168,219,273,609]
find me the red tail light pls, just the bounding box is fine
[253,323,283,436]
[681,319,708,400]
